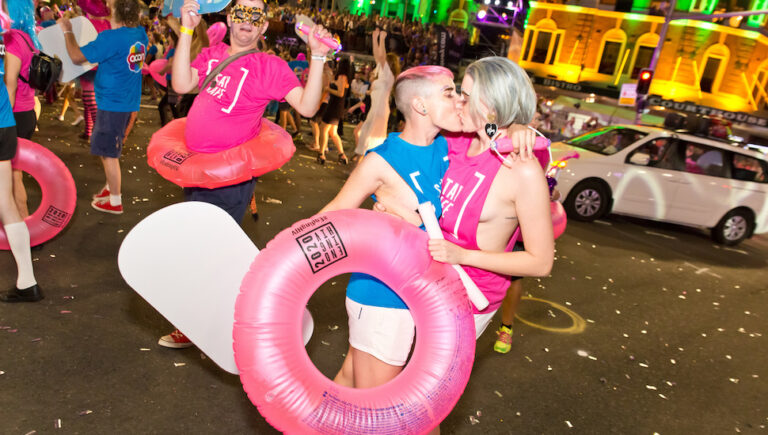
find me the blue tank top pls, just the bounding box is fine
[346,133,449,309]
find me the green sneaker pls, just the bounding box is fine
[493,325,513,354]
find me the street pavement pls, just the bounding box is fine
[1,97,767,434]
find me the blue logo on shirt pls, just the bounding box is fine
[126,42,146,73]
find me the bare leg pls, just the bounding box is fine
[11,170,28,218]
[333,346,356,387]
[286,111,298,133]
[101,157,121,197]
[501,280,523,326]
[329,124,346,163]
[310,120,321,151]
[350,347,403,389]
[319,122,333,158]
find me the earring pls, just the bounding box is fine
[485,113,497,138]
[485,123,498,138]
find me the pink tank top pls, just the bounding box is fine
[441,133,520,314]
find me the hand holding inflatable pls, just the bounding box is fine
[418,202,490,311]
[295,14,341,53]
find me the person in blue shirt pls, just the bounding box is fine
[0,32,42,303]
[319,65,463,389]
[59,0,148,215]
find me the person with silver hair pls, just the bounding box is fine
[428,56,554,349]
[376,57,554,355]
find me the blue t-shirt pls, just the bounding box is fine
[346,133,449,309]
[287,59,309,85]
[0,38,16,128]
[81,26,148,112]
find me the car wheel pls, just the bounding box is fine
[564,180,610,222]
[711,209,753,246]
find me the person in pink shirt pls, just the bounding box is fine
[430,57,554,338]
[159,0,333,348]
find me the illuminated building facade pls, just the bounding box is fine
[518,0,768,117]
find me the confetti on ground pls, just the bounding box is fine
[174,362,186,367]
[646,385,657,390]
[264,197,282,204]
[139,348,151,351]
[577,350,589,357]
[60,311,72,314]
[494,390,503,397]
[565,420,573,428]
[468,416,480,425]
[54,418,62,429]
[321,341,330,346]
[729,378,739,384]
[328,325,339,331]
[79,410,93,416]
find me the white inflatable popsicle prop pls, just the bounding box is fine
[118,202,314,374]
[38,16,98,82]
[417,202,489,311]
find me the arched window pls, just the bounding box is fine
[699,44,729,93]
[627,32,659,79]
[596,28,627,76]
[521,18,563,65]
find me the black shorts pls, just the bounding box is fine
[278,101,291,112]
[13,110,36,140]
[90,109,132,158]
[313,102,327,122]
[183,178,258,223]
[0,125,18,161]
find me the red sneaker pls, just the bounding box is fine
[91,198,123,215]
[92,186,110,200]
[158,329,193,349]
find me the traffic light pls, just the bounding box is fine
[636,69,654,95]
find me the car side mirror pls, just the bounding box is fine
[629,153,651,166]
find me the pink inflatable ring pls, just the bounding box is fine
[147,117,295,189]
[0,139,76,249]
[234,209,476,434]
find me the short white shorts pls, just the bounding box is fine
[346,298,499,366]
[346,297,415,367]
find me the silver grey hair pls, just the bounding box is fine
[465,57,536,128]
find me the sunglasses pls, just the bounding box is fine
[230,5,266,27]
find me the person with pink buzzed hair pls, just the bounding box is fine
[319,64,463,390]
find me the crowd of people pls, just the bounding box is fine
[1,0,556,430]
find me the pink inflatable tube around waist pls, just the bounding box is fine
[147,118,295,189]
[234,209,476,434]
[0,139,77,249]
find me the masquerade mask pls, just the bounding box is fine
[230,5,266,27]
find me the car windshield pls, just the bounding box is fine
[566,127,649,155]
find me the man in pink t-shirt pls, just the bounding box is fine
[159,0,333,349]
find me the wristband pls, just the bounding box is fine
[63,31,73,35]
[180,26,194,36]
[310,54,326,62]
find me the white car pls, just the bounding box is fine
[551,125,768,245]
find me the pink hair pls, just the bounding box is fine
[395,65,453,84]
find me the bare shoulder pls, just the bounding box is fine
[498,157,546,182]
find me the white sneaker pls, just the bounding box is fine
[70,115,84,126]
[58,114,65,121]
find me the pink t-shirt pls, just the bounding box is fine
[4,30,36,112]
[186,43,301,152]
[441,133,518,314]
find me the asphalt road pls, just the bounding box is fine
[1,98,767,434]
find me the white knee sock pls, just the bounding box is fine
[109,194,122,206]
[4,221,37,289]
